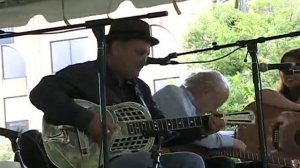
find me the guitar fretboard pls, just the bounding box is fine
[212,149,293,166]
[126,116,206,135]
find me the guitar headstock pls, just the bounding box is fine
[224,110,256,125]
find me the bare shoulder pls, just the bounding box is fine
[261,89,300,111]
[261,88,280,97]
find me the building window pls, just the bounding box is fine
[50,37,90,72]
[153,77,181,92]
[4,96,30,132]
[1,45,26,79]
[0,28,14,45]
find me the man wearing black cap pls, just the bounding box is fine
[29,19,208,168]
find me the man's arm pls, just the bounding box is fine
[193,133,234,149]
[30,75,94,132]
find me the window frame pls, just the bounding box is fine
[50,37,89,73]
[153,76,180,93]
[1,44,26,79]
[3,95,29,132]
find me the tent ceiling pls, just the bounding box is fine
[0,0,185,28]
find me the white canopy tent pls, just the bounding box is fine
[0,0,185,28]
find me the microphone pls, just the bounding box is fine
[146,57,179,65]
[259,63,299,72]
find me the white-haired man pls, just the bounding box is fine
[153,71,251,168]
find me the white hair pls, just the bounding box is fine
[184,70,230,93]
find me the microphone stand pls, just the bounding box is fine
[85,12,168,168]
[162,30,300,62]
[0,128,26,168]
[0,11,168,39]
[149,136,164,168]
[157,30,300,168]
[143,130,175,168]
[12,136,26,168]
[90,24,109,168]
[245,42,268,168]
[0,11,168,168]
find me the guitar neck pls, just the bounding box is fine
[126,111,254,135]
[126,115,206,135]
[211,149,294,166]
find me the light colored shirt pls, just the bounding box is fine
[153,85,234,149]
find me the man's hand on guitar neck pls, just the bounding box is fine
[207,113,225,134]
[233,139,247,151]
[87,112,116,144]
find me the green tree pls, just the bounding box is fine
[0,144,14,161]
[183,0,300,112]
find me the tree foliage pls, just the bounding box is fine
[0,144,14,161]
[183,0,300,112]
